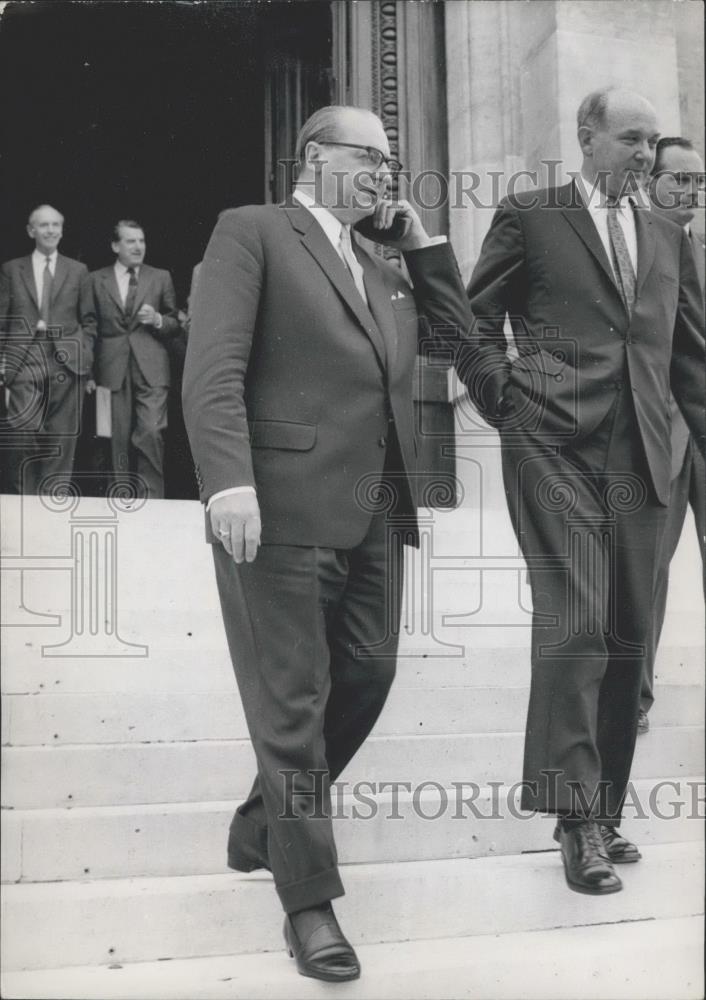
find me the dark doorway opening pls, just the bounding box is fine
[0,0,333,497]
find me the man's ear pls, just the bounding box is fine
[578,126,594,158]
[305,141,326,168]
[111,241,120,256]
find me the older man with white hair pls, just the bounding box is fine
[0,204,96,493]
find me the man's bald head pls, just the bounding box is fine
[578,87,660,196]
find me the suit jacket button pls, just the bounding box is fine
[378,436,387,448]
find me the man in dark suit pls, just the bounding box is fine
[459,88,704,895]
[183,105,470,981]
[640,137,706,732]
[0,204,96,493]
[91,221,180,498]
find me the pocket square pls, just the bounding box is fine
[391,290,407,300]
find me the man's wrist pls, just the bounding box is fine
[206,485,257,511]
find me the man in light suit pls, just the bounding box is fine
[0,204,96,493]
[458,89,704,895]
[91,221,180,498]
[183,105,470,982]
[640,137,706,732]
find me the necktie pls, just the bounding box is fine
[39,256,53,326]
[606,200,636,315]
[339,226,368,305]
[124,266,138,316]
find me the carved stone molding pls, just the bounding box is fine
[371,2,400,173]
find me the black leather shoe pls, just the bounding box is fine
[637,709,649,735]
[553,821,623,895]
[600,825,642,863]
[284,904,360,982]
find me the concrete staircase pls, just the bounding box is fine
[1,493,704,999]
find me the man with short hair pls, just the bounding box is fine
[0,204,96,493]
[640,137,706,732]
[91,221,180,498]
[184,104,470,982]
[459,88,704,895]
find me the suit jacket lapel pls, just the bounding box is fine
[633,206,656,301]
[132,265,151,317]
[559,181,617,291]
[102,268,124,313]
[51,255,69,305]
[19,257,39,309]
[689,229,705,300]
[354,238,398,368]
[283,204,387,369]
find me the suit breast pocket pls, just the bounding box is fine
[249,419,317,451]
[391,296,416,314]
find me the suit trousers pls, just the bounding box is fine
[2,366,85,494]
[212,509,403,913]
[641,442,706,712]
[500,385,667,823]
[110,353,168,499]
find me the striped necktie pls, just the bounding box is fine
[339,226,368,305]
[124,266,138,316]
[39,256,53,325]
[606,199,636,315]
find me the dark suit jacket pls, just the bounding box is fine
[670,228,705,477]
[463,181,705,504]
[0,254,96,384]
[91,263,180,390]
[183,202,470,548]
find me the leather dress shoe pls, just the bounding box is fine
[284,904,360,982]
[553,821,622,895]
[600,825,642,863]
[637,709,650,735]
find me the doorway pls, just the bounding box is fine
[0,0,333,497]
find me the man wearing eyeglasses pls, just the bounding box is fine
[183,105,470,983]
[641,137,706,733]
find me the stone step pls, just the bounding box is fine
[2,725,703,810]
[4,682,703,747]
[1,842,702,972]
[2,777,702,884]
[2,635,702,694]
[2,914,702,1000]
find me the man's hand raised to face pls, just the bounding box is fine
[210,491,261,564]
[364,198,434,251]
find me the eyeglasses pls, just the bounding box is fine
[320,142,403,175]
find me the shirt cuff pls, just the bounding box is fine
[426,235,448,246]
[206,486,256,511]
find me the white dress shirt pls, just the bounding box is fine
[576,172,647,277]
[32,249,57,306]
